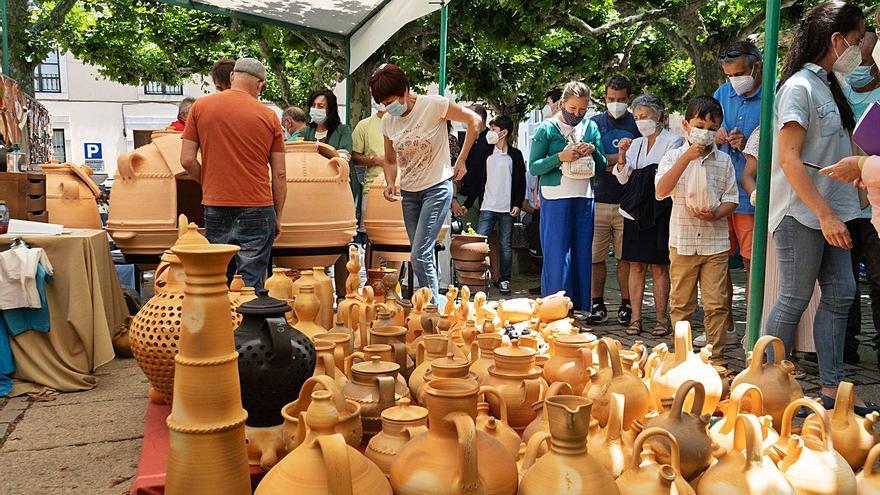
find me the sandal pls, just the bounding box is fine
[789,363,806,380]
[625,320,642,335]
[651,321,672,337]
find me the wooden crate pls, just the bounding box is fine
[0,172,47,222]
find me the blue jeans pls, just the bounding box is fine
[766,216,855,387]
[204,206,276,291]
[402,180,452,304]
[476,210,513,281]
[539,191,594,311]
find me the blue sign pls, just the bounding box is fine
[84,142,103,160]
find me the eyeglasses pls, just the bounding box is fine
[719,50,761,63]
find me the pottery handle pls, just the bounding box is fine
[546,381,573,398]
[416,341,427,366]
[750,335,785,370]
[732,414,764,466]
[730,383,764,417]
[403,424,429,440]
[316,434,355,495]
[469,341,481,366]
[863,443,880,478]
[597,337,624,377]
[60,180,81,200]
[266,317,293,362]
[520,379,544,411]
[153,261,172,290]
[449,413,481,494]
[834,381,855,423]
[604,393,624,442]
[344,352,365,378]
[579,347,593,370]
[780,398,831,450]
[631,427,683,473]
[673,321,693,364]
[328,156,350,184]
[376,375,396,413]
[521,431,552,472]
[391,341,407,372]
[670,380,705,418]
[479,385,510,425]
[297,375,347,416]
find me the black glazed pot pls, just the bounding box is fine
[235,289,316,427]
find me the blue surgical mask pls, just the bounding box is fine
[845,65,876,89]
[371,100,386,112]
[310,107,327,124]
[385,98,407,117]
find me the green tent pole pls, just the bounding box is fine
[1,0,9,75]
[345,41,352,126]
[438,1,448,96]
[746,0,782,350]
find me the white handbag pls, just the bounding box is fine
[555,122,595,180]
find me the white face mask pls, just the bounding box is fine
[485,130,500,145]
[688,127,716,147]
[636,119,658,137]
[729,66,756,96]
[607,102,628,119]
[833,35,862,75]
[542,105,554,119]
[873,40,880,68]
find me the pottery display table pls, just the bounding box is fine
[0,229,128,393]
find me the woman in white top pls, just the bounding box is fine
[614,93,683,336]
[370,64,482,304]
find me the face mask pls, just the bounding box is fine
[688,127,716,147]
[310,107,327,124]
[607,102,628,119]
[636,119,658,137]
[542,105,554,119]
[833,36,861,75]
[385,98,407,117]
[371,100,386,112]
[874,41,880,69]
[485,130,500,145]
[845,65,876,89]
[560,108,584,126]
[729,66,756,96]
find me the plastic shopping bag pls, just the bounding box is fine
[683,160,718,211]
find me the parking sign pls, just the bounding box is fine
[84,143,103,160]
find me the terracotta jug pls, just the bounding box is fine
[313,332,354,372]
[310,267,335,329]
[164,244,250,495]
[730,335,803,429]
[522,382,573,448]
[367,267,396,302]
[697,414,796,495]
[344,344,394,375]
[409,333,465,398]
[484,339,549,433]
[417,351,479,403]
[380,270,405,326]
[312,340,349,390]
[616,427,695,495]
[280,375,362,451]
[534,291,573,323]
[649,321,722,416]
[497,298,536,324]
[404,287,431,349]
[470,332,504,385]
[343,356,410,439]
[390,378,519,495]
[586,337,652,429]
[292,286,328,340]
[256,390,391,494]
[476,401,522,460]
[803,381,879,470]
[420,304,441,336]
[709,383,779,455]
[266,268,294,300]
[776,398,857,495]
[336,247,363,337]
[369,320,411,378]
[589,393,632,478]
[542,333,595,395]
[366,398,429,478]
[230,274,245,292]
[42,161,103,228]
[857,443,880,495]
[292,270,330,327]
[519,395,620,494]
[460,319,480,352]
[643,380,719,481]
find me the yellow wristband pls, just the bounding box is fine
[858,156,867,171]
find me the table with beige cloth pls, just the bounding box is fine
[0,229,128,394]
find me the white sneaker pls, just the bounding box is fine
[693,334,707,347]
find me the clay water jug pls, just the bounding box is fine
[42,161,103,228]
[731,335,803,429]
[313,332,353,372]
[535,291,573,323]
[519,395,620,494]
[417,351,478,403]
[344,344,394,375]
[280,375,362,451]
[616,427,695,495]
[522,382,573,448]
[229,274,245,292]
[776,398,857,495]
[344,356,410,439]
[643,380,718,481]
[476,401,522,460]
[857,444,880,495]
[312,340,349,390]
[256,390,391,494]
[293,286,328,340]
[390,378,518,495]
[470,332,504,385]
[310,267,335,329]
[369,320,411,378]
[367,267,396,302]
[266,268,294,300]
[484,339,549,433]
[497,298,536,324]
[709,383,779,455]
[649,321,722,416]
[366,398,429,478]
[586,337,652,429]
[803,381,878,470]
[409,333,464,398]
[543,333,595,395]
[589,393,632,478]
[697,414,796,495]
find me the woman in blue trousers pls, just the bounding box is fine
[529,81,607,312]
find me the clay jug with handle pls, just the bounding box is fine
[697,414,796,494]
[366,398,429,478]
[390,378,519,495]
[483,339,549,433]
[470,331,504,385]
[709,383,779,455]
[649,322,722,416]
[522,382,573,449]
[616,427,695,495]
[588,392,632,478]
[730,335,803,430]
[280,374,363,452]
[519,395,619,494]
[343,356,410,439]
[585,337,651,429]
[476,400,522,461]
[543,333,595,395]
[803,381,879,470]
[311,267,335,329]
[369,321,412,380]
[857,443,880,495]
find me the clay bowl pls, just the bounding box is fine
[453,257,490,272]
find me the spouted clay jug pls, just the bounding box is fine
[649,321,722,416]
[616,427,695,495]
[731,335,803,429]
[709,383,779,455]
[586,337,651,429]
[280,375,363,451]
[542,333,594,395]
[857,443,880,495]
[484,339,549,433]
[803,381,879,470]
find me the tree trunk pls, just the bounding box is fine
[691,45,726,98]
[7,0,36,96]
[345,58,380,127]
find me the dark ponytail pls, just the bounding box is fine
[779,1,864,130]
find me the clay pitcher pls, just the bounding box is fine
[417,351,479,403]
[312,340,349,390]
[542,333,595,395]
[730,335,803,429]
[776,398,857,495]
[311,267,335,329]
[519,395,620,494]
[697,414,796,495]
[313,332,354,372]
[292,286,328,340]
[280,375,363,451]
[804,381,879,470]
[522,382,573,448]
[643,380,719,481]
[476,400,522,460]
[585,337,652,429]
[616,427,695,495]
[369,322,412,379]
[390,378,519,495]
[483,339,549,433]
[409,333,462,399]
[589,393,632,478]
[366,398,429,478]
[709,383,780,455]
[535,291,573,323]
[344,344,395,376]
[857,444,880,495]
[343,356,410,439]
[470,332,504,385]
[265,268,294,300]
[649,321,723,416]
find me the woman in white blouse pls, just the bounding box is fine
[614,93,683,336]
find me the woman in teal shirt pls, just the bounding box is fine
[529,81,607,313]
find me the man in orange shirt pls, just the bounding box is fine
[180,58,287,289]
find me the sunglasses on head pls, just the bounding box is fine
[719,50,761,63]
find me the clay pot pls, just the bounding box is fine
[483,339,549,433]
[616,427,695,495]
[697,414,796,495]
[535,291,573,323]
[709,383,779,456]
[409,333,466,399]
[363,173,448,246]
[451,233,491,262]
[455,257,490,272]
[857,444,880,495]
[649,321,722,416]
[470,332,504,385]
[643,380,719,481]
[311,268,335,329]
[256,390,391,494]
[541,333,592,395]
[266,268,294,300]
[519,395,620,494]
[165,243,251,495]
[230,274,245,292]
[730,335,803,429]
[419,304,441,336]
[586,338,652,429]
[389,378,519,495]
[476,401,522,460]
[523,382,573,448]
[42,161,103,228]
[804,381,879,470]
[313,340,349,390]
[497,298,536,323]
[366,398,429,478]
[344,344,395,376]
[280,375,362,451]
[367,267,396,303]
[369,322,412,379]
[343,356,410,439]
[589,393,632,479]
[313,332,354,372]
[292,286,328,340]
[776,398,857,495]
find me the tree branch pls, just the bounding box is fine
[566,8,669,37]
[255,28,292,107]
[618,23,645,71]
[732,0,796,42]
[291,31,345,66]
[34,0,78,33]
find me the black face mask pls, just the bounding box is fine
[561,108,585,126]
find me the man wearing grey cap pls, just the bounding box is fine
[180,57,287,290]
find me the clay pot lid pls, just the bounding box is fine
[237,289,292,317]
[494,339,536,358]
[176,222,209,246]
[555,333,597,346]
[431,352,469,371]
[382,398,427,422]
[351,355,400,376]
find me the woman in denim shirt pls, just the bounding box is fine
[766,1,878,414]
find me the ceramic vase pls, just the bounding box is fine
[616,427,695,495]
[292,285,328,340]
[265,268,294,300]
[730,335,803,429]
